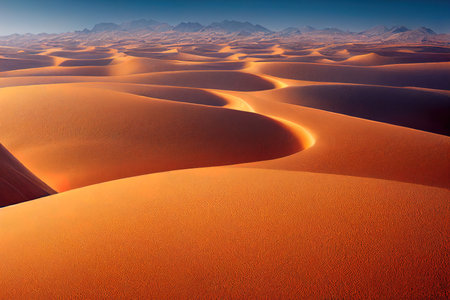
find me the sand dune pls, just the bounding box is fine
[71,82,230,106]
[116,70,277,91]
[0,57,54,72]
[258,84,450,135]
[0,57,249,77]
[254,61,450,90]
[48,50,113,59]
[0,84,305,191]
[237,92,450,188]
[0,168,447,298]
[0,144,54,207]
[59,58,114,67]
[125,49,219,61]
[340,52,395,65]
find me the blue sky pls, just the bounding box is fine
[0,0,449,35]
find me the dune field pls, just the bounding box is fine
[0,36,449,298]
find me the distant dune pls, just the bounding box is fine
[255,61,450,90]
[258,84,450,135]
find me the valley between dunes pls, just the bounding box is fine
[0,40,449,298]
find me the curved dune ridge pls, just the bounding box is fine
[0,84,306,191]
[0,41,449,298]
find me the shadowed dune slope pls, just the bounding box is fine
[0,76,101,88]
[0,144,55,207]
[0,168,448,298]
[69,82,229,106]
[0,66,111,77]
[48,50,113,59]
[0,84,304,191]
[0,58,249,77]
[260,85,450,135]
[0,58,54,72]
[117,71,277,91]
[254,62,450,90]
[0,70,275,91]
[59,59,114,67]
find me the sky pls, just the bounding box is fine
[0,0,449,35]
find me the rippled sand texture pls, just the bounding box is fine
[0,40,449,298]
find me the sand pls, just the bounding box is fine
[0,39,449,298]
[0,168,448,298]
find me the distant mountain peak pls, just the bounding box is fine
[360,25,389,36]
[389,26,410,34]
[416,27,436,35]
[173,22,204,32]
[202,20,271,33]
[299,26,316,32]
[279,27,302,35]
[91,22,120,32]
[88,19,172,33]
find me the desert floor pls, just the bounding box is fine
[0,40,449,298]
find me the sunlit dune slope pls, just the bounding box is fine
[340,52,401,66]
[0,168,448,298]
[0,84,305,191]
[0,144,54,207]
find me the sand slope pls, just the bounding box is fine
[0,168,448,298]
[0,84,305,191]
[237,93,450,188]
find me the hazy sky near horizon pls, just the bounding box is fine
[0,0,449,35]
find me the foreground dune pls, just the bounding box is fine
[0,168,448,298]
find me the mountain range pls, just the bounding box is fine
[1,19,448,44]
